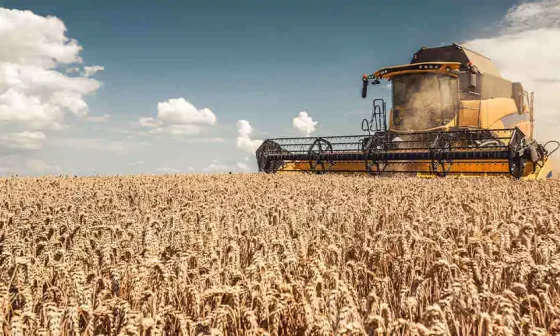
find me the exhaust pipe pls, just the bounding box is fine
[468,73,477,91]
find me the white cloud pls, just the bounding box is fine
[292,111,318,136]
[0,9,82,68]
[158,98,216,125]
[86,114,111,123]
[236,119,262,153]
[164,124,203,136]
[139,98,217,137]
[236,162,251,171]
[139,117,162,128]
[156,166,195,174]
[55,137,143,152]
[203,160,252,173]
[0,8,102,133]
[66,65,104,77]
[501,0,560,33]
[463,0,560,143]
[26,159,61,175]
[0,131,46,151]
[0,65,101,128]
[181,137,225,143]
[66,67,80,74]
[157,167,182,174]
[83,65,104,77]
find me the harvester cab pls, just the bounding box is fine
[256,43,559,179]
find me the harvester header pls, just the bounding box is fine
[256,43,559,179]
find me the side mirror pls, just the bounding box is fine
[362,77,368,98]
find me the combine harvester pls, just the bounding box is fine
[256,43,558,179]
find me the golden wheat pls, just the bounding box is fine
[0,173,559,335]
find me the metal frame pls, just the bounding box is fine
[361,99,387,135]
[256,127,541,178]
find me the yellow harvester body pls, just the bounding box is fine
[256,44,557,179]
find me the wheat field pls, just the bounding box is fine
[1,174,560,335]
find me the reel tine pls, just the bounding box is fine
[256,128,521,176]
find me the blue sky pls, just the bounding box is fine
[0,0,558,175]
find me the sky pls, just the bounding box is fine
[0,0,559,175]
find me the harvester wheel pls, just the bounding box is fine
[362,134,388,176]
[308,138,334,173]
[256,140,284,173]
[430,133,453,177]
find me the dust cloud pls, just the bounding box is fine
[394,75,456,131]
[463,0,560,174]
